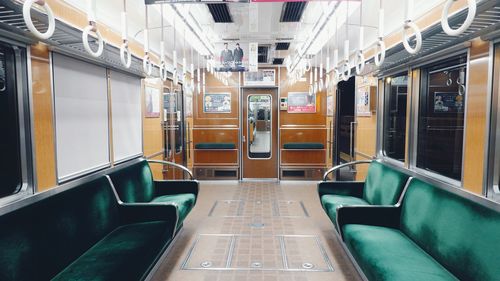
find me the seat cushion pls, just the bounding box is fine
[321,195,368,226]
[151,194,196,224]
[52,221,172,281]
[343,224,457,281]
[195,143,235,149]
[283,142,324,149]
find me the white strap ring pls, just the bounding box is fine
[441,0,476,36]
[120,42,132,69]
[23,0,55,40]
[403,21,422,55]
[82,25,104,58]
[355,51,365,75]
[341,61,351,82]
[375,40,386,66]
[143,54,152,76]
[160,62,168,81]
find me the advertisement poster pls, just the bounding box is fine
[434,92,464,113]
[203,92,231,113]
[248,42,258,72]
[243,69,275,86]
[215,42,249,72]
[185,94,193,118]
[145,86,160,118]
[356,88,371,117]
[287,92,316,113]
[327,95,334,116]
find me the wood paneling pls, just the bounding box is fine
[354,77,378,181]
[462,39,490,194]
[143,79,164,159]
[193,129,239,147]
[281,150,326,165]
[194,150,238,165]
[31,44,57,191]
[280,128,327,147]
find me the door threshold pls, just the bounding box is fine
[241,178,279,182]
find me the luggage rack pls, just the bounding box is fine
[364,0,500,75]
[0,0,166,78]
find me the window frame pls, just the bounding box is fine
[486,41,500,202]
[380,71,410,165]
[408,50,470,187]
[0,38,34,206]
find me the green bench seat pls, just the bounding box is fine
[195,143,236,149]
[337,178,500,281]
[318,161,410,228]
[0,177,178,281]
[283,142,324,149]
[107,159,198,228]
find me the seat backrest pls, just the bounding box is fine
[363,161,409,205]
[0,177,120,281]
[401,178,500,281]
[107,160,155,203]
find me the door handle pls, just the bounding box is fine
[242,135,246,143]
[349,121,357,164]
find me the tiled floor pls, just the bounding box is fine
[151,181,362,281]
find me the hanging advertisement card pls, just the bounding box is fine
[145,85,160,118]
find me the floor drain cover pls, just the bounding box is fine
[200,261,212,268]
[302,263,314,269]
[251,262,262,268]
[249,222,265,228]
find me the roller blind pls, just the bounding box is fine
[52,53,110,181]
[110,71,143,162]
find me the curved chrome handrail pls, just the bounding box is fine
[147,160,194,180]
[322,160,373,181]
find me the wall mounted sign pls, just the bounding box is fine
[287,92,316,113]
[434,92,464,113]
[327,95,334,116]
[244,69,275,86]
[203,92,232,113]
[248,42,258,72]
[356,88,371,117]
[145,85,160,118]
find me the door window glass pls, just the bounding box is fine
[248,95,271,159]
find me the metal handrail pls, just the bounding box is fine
[147,160,194,180]
[323,160,373,181]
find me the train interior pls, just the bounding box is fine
[0,0,499,280]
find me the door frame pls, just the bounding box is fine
[240,87,279,180]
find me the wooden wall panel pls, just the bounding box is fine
[462,39,490,195]
[280,128,327,147]
[194,150,238,165]
[355,77,378,181]
[143,79,164,159]
[281,150,326,165]
[31,44,57,191]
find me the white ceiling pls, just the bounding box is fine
[63,0,446,68]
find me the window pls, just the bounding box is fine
[0,42,30,200]
[417,55,467,181]
[383,74,408,162]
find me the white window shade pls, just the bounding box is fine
[110,71,143,162]
[52,53,110,181]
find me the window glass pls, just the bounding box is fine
[417,55,467,180]
[248,95,271,159]
[383,74,408,161]
[0,44,22,198]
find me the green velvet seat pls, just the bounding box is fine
[318,161,410,229]
[337,178,500,281]
[195,143,236,149]
[0,177,177,281]
[107,159,198,227]
[321,195,369,223]
[283,142,324,149]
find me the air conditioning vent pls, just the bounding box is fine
[275,42,290,50]
[258,46,269,63]
[272,58,284,65]
[280,2,307,23]
[207,3,233,23]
